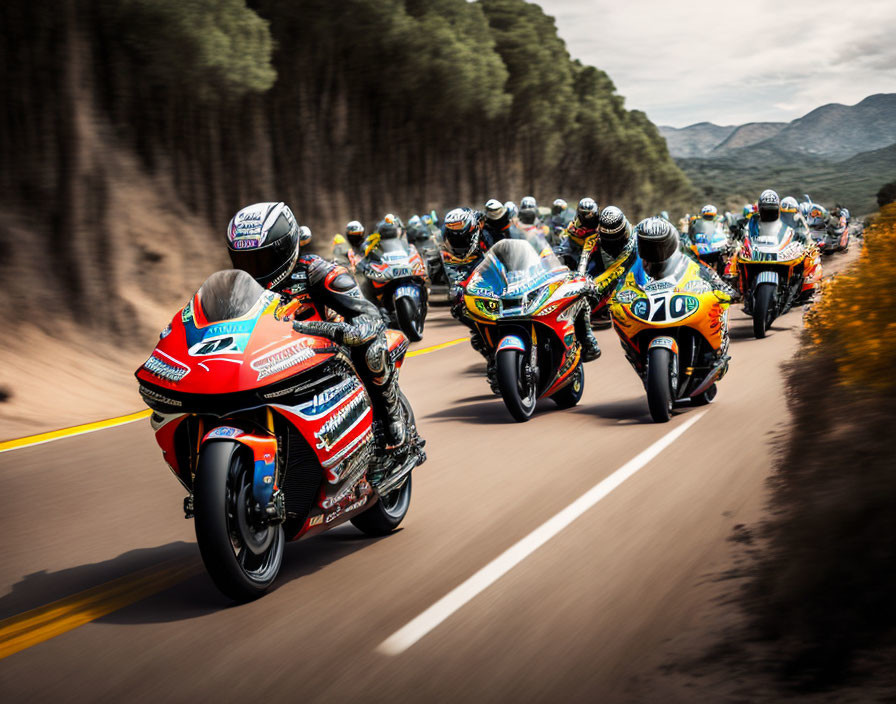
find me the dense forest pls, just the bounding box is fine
[0,0,691,334]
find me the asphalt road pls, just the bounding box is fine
[0,266,845,702]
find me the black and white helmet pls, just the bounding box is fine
[520,195,537,210]
[635,217,680,274]
[576,197,600,227]
[758,189,780,223]
[597,206,631,254]
[226,202,300,289]
[484,198,507,221]
[442,207,481,261]
[345,220,365,246]
[552,198,568,215]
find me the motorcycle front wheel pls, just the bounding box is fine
[646,347,674,423]
[194,441,284,602]
[497,348,537,422]
[395,296,424,342]
[752,283,777,339]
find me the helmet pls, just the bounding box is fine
[484,198,507,222]
[635,217,681,278]
[700,204,717,220]
[345,220,365,247]
[377,213,403,239]
[298,225,312,247]
[504,201,519,219]
[798,201,811,217]
[226,202,300,289]
[597,206,631,257]
[742,204,752,218]
[552,198,568,215]
[442,207,481,261]
[780,196,799,214]
[758,189,780,223]
[576,197,599,227]
[520,196,537,210]
[406,215,427,243]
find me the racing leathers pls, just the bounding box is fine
[280,253,408,448]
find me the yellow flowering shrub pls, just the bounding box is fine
[806,204,896,389]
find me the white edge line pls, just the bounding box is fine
[376,410,709,656]
[0,415,149,455]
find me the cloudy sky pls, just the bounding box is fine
[536,0,896,127]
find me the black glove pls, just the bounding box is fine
[293,315,384,347]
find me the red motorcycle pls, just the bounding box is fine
[135,270,425,601]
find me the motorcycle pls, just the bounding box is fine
[358,237,429,341]
[734,220,822,338]
[609,257,731,423]
[135,269,425,601]
[686,219,732,276]
[407,226,449,301]
[461,236,591,421]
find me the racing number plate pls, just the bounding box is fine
[395,284,421,299]
[391,266,412,277]
[631,292,699,323]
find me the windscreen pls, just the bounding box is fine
[690,220,718,236]
[750,219,790,246]
[197,270,267,323]
[470,238,566,297]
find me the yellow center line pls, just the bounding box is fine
[0,334,470,659]
[0,336,469,454]
[0,558,203,660]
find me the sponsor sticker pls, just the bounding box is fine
[251,339,315,380]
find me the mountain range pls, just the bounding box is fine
[660,94,896,213]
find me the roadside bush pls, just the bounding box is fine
[746,204,896,686]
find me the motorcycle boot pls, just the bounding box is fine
[364,338,408,450]
[575,308,601,362]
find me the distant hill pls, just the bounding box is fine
[760,94,896,159]
[662,94,896,160]
[658,122,736,158]
[710,122,786,155]
[678,141,896,214]
[667,94,896,214]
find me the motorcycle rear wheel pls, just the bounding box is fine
[194,442,284,602]
[646,347,674,423]
[395,296,423,342]
[497,348,537,422]
[551,362,585,408]
[752,283,776,339]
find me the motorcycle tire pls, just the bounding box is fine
[497,348,537,422]
[646,346,674,423]
[551,362,585,409]
[194,441,285,602]
[691,382,718,406]
[351,475,412,536]
[752,283,776,339]
[352,392,416,536]
[395,296,423,342]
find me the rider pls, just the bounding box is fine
[780,196,810,241]
[635,216,733,308]
[226,202,408,449]
[331,220,365,268]
[555,197,600,272]
[439,207,501,388]
[482,199,523,246]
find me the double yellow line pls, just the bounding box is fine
[0,335,468,659]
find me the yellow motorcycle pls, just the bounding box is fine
[609,257,731,422]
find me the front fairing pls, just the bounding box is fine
[463,238,569,320]
[610,258,728,352]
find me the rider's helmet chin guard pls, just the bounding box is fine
[635,217,681,279]
[226,202,300,290]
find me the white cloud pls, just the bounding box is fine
[536,0,896,125]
